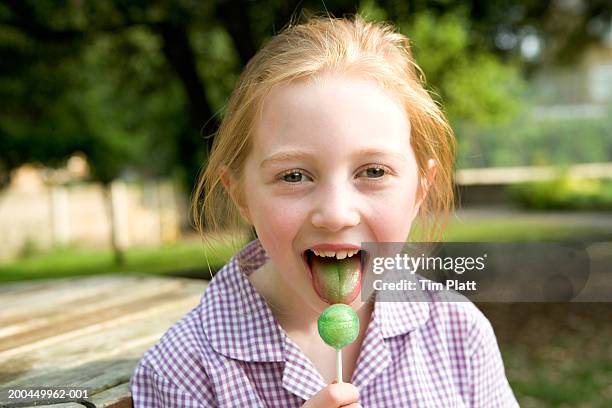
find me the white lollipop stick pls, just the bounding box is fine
[336,348,343,383]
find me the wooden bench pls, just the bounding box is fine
[0,275,207,407]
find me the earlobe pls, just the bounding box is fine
[220,166,252,225]
[220,166,231,192]
[422,158,437,199]
[413,159,437,218]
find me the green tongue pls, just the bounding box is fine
[310,254,361,304]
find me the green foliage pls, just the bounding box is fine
[0,1,205,186]
[406,12,525,125]
[5,0,607,192]
[191,25,240,115]
[509,177,612,210]
[0,18,189,183]
[74,27,187,182]
[359,2,525,126]
[359,0,389,22]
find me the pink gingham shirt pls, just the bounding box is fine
[131,239,518,407]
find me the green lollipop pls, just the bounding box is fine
[318,304,359,348]
[318,304,360,383]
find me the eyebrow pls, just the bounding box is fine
[259,148,408,169]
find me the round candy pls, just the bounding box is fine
[317,304,359,349]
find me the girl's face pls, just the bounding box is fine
[228,73,434,313]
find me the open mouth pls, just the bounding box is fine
[302,248,368,304]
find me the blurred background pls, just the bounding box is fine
[1,1,611,406]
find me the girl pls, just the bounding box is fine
[131,15,518,407]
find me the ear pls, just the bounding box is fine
[220,166,252,225]
[412,158,437,219]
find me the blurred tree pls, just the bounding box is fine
[3,0,608,181]
[374,0,611,67]
[0,1,188,264]
[404,11,524,124]
[1,0,609,233]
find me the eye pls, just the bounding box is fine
[358,165,389,179]
[280,169,310,183]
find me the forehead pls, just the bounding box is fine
[252,74,412,157]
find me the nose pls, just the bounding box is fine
[310,182,360,232]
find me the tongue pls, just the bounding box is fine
[310,254,362,304]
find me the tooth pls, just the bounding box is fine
[323,251,332,257]
[312,249,320,256]
[336,250,348,259]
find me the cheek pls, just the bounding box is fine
[249,193,307,250]
[369,180,419,242]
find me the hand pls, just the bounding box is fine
[301,381,361,408]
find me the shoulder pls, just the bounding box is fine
[374,281,494,347]
[138,304,211,371]
[136,263,241,378]
[430,298,493,332]
[133,303,219,380]
[403,289,518,405]
[130,304,219,407]
[425,299,518,406]
[421,292,497,357]
[133,254,245,376]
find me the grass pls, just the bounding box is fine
[0,235,246,283]
[2,217,611,283]
[442,219,612,242]
[509,355,612,407]
[480,303,612,407]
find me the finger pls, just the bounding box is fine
[319,383,359,407]
[303,383,359,407]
